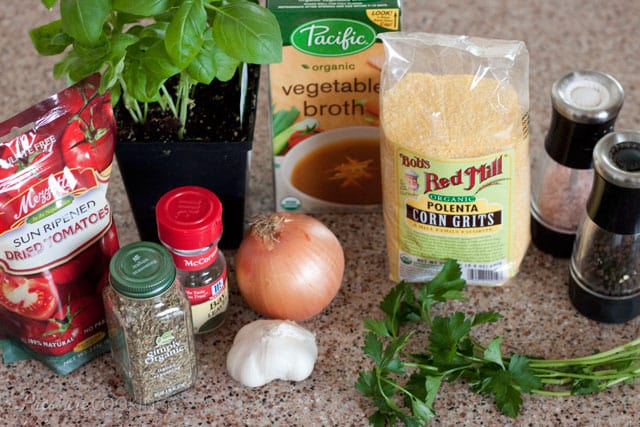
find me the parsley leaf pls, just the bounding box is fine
[484,337,506,369]
[508,354,543,392]
[427,313,471,365]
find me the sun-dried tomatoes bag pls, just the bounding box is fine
[0,75,119,374]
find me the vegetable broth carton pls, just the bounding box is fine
[268,0,402,212]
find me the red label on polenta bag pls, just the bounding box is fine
[0,75,120,375]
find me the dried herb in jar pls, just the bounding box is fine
[104,241,197,404]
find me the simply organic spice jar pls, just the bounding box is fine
[103,241,197,404]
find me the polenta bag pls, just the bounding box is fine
[378,33,530,285]
[0,75,119,374]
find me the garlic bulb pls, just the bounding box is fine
[226,319,318,387]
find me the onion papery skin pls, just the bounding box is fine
[235,213,345,321]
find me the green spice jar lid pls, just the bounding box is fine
[109,241,177,298]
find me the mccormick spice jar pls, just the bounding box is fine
[156,186,229,334]
[103,241,197,404]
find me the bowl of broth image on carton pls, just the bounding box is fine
[278,126,382,211]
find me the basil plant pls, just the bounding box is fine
[30,0,282,138]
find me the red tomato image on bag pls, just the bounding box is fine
[0,75,119,375]
[0,272,60,321]
[60,87,115,174]
[21,294,106,357]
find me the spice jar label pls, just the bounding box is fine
[184,269,227,304]
[145,331,186,364]
[170,245,218,272]
[185,270,229,332]
[394,147,516,284]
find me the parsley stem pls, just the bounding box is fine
[380,375,413,397]
[526,338,640,367]
[529,388,573,397]
[535,369,636,382]
[606,372,640,387]
[402,362,441,373]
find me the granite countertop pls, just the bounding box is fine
[2,1,640,426]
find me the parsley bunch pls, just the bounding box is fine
[356,260,640,426]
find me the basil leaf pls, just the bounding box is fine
[41,0,58,8]
[109,81,122,107]
[188,29,240,84]
[142,41,182,81]
[52,55,72,80]
[134,22,170,41]
[112,0,171,16]
[101,56,125,97]
[186,29,218,85]
[114,13,151,29]
[212,2,282,64]
[52,49,103,82]
[29,20,72,56]
[123,58,162,103]
[100,32,139,93]
[109,32,140,59]
[216,57,241,82]
[165,0,207,68]
[73,38,110,65]
[60,0,110,46]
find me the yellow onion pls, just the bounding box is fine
[235,213,344,321]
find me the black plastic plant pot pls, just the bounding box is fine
[115,140,251,249]
[114,65,259,249]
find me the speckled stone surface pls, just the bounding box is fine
[2,1,640,426]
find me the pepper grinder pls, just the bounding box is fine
[569,130,640,323]
[531,70,624,257]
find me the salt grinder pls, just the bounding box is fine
[569,130,640,323]
[531,70,624,257]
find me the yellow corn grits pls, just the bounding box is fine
[380,72,530,284]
